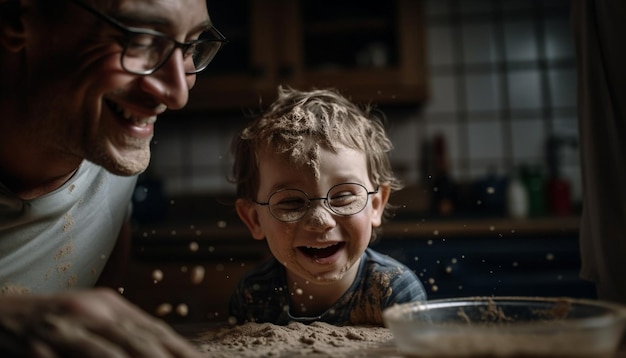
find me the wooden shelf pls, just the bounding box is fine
[133,216,580,245]
[180,0,428,114]
[381,216,580,239]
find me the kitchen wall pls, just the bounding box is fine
[147,0,578,208]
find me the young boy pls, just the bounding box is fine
[229,86,426,326]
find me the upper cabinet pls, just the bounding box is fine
[184,0,428,114]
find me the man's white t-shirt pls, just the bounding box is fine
[0,160,136,293]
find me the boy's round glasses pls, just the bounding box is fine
[69,0,227,76]
[254,183,379,223]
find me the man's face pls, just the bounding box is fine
[20,0,211,176]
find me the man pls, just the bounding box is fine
[0,0,225,355]
[572,0,626,303]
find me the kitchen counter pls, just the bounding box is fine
[130,215,581,264]
[382,215,579,238]
[130,215,580,265]
[133,215,580,243]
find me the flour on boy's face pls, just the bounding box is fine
[256,146,377,285]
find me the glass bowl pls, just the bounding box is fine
[383,296,626,357]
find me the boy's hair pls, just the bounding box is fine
[231,86,402,222]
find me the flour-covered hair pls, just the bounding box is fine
[231,86,402,223]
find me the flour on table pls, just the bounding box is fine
[191,321,394,357]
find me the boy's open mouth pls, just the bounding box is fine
[297,242,345,259]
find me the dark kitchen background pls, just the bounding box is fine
[125,0,591,323]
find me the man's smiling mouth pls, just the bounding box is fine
[297,242,345,260]
[106,99,159,127]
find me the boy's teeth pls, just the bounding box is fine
[307,243,336,249]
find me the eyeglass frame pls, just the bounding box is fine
[69,0,228,76]
[253,182,379,223]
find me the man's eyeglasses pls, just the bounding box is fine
[69,0,227,75]
[254,183,379,223]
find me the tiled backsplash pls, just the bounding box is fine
[147,0,580,207]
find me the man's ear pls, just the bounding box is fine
[370,184,390,228]
[235,198,266,241]
[0,0,27,52]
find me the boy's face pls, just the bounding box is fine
[237,146,388,286]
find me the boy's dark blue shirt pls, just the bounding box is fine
[229,248,427,326]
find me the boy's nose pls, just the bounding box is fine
[304,205,335,230]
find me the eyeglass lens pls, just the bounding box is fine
[268,183,370,222]
[122,29,224,74]
[68,0,225,75]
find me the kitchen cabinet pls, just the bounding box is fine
[183,0,428,114]
[374,217,595,300]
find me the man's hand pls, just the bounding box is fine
[0,288,202,357]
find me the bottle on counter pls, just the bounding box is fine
[546,135,574,216]
[506,169,529,219]
[429,133,457,217]
[547,178,572,216]
[469,167,506,217]
[521,165,547,217]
